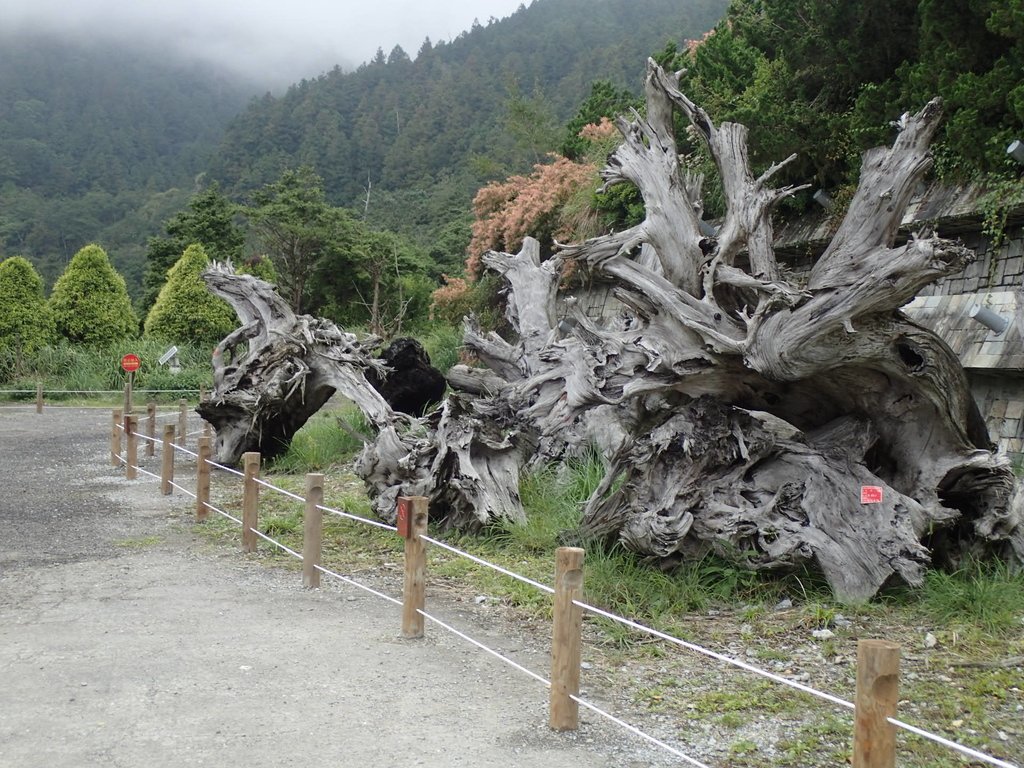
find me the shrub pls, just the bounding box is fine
[143,243,238,348]
[49,244,137,345]
[0,256,56,356]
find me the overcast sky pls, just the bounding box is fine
[4,0,531,88]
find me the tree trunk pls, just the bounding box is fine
[436,60,1022,601]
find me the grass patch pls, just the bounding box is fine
[268,406,370,473]
[115,535,162,549]
[915,557,1024,635]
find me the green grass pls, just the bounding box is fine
[914,557,1024,635]
[268,406,370,473]
[0,340,213,402]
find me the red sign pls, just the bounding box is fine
[120,353,141,372]
[396,497,411,538]
[860,486,884,504]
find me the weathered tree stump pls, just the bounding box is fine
[196,265,393,465]
[201,59,1024,602]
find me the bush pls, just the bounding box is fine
[144,243,238,348]
[49,244,137,345]
[0,256,56,358]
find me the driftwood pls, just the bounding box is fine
[202,59,1024,602]
[196,265,394,465]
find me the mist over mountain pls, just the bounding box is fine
[0,32,256,291]
[207,0,728,242]
[2,0,527,90]
[0,0,728,297]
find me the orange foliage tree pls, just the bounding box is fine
[467,155,597,278]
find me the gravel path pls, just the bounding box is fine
[0,407,678,768]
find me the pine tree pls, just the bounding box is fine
[144,244,238,348]
[49,244,137,345]
[141,183,246,314]
[0,256,56,354]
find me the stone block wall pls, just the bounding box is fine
[969,371,1024,466]
[919,222,1024,296]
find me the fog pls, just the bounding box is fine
[3,0,531,87]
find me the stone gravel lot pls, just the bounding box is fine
[0,406,684,768]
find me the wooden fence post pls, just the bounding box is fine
[303,473,325,588]
[853,639,901,768]
[145,402,156,457]
[160,424,175,495]
[195,436,212,522]
[177,398,188,447]
[241,451,261,553]
[111,408,122,467]
[35,382,43,414]
[399,496,429,638]
[550,546,585,731]
[125,414,138,480]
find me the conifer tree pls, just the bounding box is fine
[0,256,56,354]
[49,244,137,345]
[144,244,238,347]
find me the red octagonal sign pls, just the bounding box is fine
[121,353,141,372]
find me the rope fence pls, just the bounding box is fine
[104,412,1021,768]
[1,385,207,419]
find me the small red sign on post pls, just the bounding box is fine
[121,353,141,372]
[396,497,411,538]
[860,485,883,504]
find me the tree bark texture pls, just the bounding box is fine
[197,265,393,465]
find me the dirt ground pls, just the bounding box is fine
[0,406,682,768]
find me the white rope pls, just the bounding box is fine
[168,480,197,499]
[0,388,123,394]
[416,608,552,687]
[207,459,245,478]
[132,466,162,482]
[421,534,555,595]
[314,564,403,606]
[186,429,207,438]
[570,695,714,768]
[888,717,1019,768]
[134,432,159,445]
[207,503,242,525]
[254,477,306,503]
[574,599,856,712]
[415,607,713,767]
[249,528,304,560]
[172,444,199,459]
[316,503,398,532]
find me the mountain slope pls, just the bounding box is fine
[0,35,254,292]
[208,0,728,206]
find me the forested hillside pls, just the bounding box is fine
[0,0,727,299]
[670,0,1023,204]
[207,0,729,245]
[0,35,255,293]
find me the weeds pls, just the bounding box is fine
[915,558,1024,635]
[0,339,213,400]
